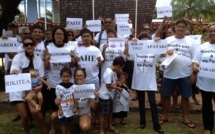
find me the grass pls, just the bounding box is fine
[0,102,204,134]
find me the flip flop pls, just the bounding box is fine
[108,128,120,134]
[159,119,169,125]
[183,122,195,129]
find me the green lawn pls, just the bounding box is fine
[0,102,204,134]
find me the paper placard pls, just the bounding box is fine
[49,47,71,63]
[0,38,19,53]
[188,35,202,46]
[128,40,148,54]
[119,89,130,106]
[3,29,13,37]
[86,20,102,32]
[157,6,172,18]
[74,84,95,98]
[5,73,32,93]
[198,62,215,79]
[117,23,132,36]
[66,18,83,30]
[115,14,129,24]
[147,40,168,54]
[108,38,125,50]
[160,52,178,66]
[78,50,100,65]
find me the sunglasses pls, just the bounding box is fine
[142,28,150,31]
[104,21,112,24]
[23,43,34,47]
[22,33,31,35]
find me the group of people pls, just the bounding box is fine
[2,15,215,134]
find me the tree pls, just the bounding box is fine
[171,0,215,20]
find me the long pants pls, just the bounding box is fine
[200,89,214,131]
[136,90,161,130]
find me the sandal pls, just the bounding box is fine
[159,119,169,125]
[108,127,120,134]
[183,122,195,129]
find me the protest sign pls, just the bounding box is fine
[108,38,125,50]
[128,40,148,54]
[0,38,19,53]
[157,6,172,18]
[66,18,83,30]
[117,23,132,36]
[147,40,168,54]
[160,52,178,66]
[198,62,215,79]
[5,73,32,93]
[115,14,129,24]
[74,84,95,98]
[119,89,131,106]
[49,47,71,63]
[188,35,202,46]
[78,50,100,65]
[86,20,102,32]
[3,29,13,37]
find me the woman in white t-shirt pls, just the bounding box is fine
[10,36,49,134]
[192,23,215,134]
[124,32,164,134]
[100,29,125,79]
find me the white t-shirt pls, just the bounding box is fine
[76,46,103,84]
[100,43,124,79]
[113,89,129,113]
[193,42,215,92]
[55,84,75,118]
[9,53,44,102]
[130,54,159,91]
[163,36,197,79]
[77,97,92,116]
[99,68,117,99]
[46,43,72,88]
[4,54,12,71]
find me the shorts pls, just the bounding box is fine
[11,101,25,105]
[60,117,72,125]
[99,97,113,117]
[161,76,192,98]
[41,87,58,112]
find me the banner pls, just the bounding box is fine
[117,23,132,36]
[115,14,129,24]
[147,40,168,54]
[66,18,83,30]
[0,38,19,53]
[86,20,102,32]
[5,73,32,93]
[160,52,178,66]
[128,40,148,54]
[108,38,125,50]
[198,61,215,79]
[119,89,131,106]
[74,84,95,98]
[157,6,172,18]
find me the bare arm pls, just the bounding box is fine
[44,48,51,70]
[155,16,168,38]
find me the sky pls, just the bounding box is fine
[156,0,172,7]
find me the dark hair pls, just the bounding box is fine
[138,32,149,40]
[45,29,52,33]
[22,36,36,45]
[107,29,117,37]
[117,71,128,79]
[60,66,72,77]
[81,29,92,37]
[73,68,86,79]
[52,26,68,43]
[176,19,188,27]
[113,56,125,67]
[31,25,44,32]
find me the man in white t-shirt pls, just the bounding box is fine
[160,19,197,129]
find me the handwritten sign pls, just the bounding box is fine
[117,23,132,36]
[115,14,129,24]
[188,35,202,46]
[5,73,32,93]
[49,47,71,63]
[128,41,148,54]
[147,40,168,54]
[74,84,95,98]
[0,38,19,53]
[160,52,178,66]
[66,18,83,30]
[119,89,131,106]
[78,50,99,65]
[86,20,102,32]
[198,62,215,79]
[157,6,172,18]
[108,38,125,50]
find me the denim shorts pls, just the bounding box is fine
[161,76,192,98]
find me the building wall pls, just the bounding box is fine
[60,0,156,33]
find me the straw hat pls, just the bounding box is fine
[65,27,76,37]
